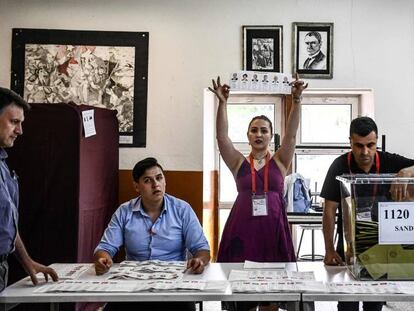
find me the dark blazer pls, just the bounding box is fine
[303,51,326,69]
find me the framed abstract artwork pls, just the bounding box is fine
[11,28,149,146]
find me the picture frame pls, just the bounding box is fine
[292,22,333,79]
[11,28,149,147]
[243,25,283,73]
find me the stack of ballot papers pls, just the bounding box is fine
[326,282,403,294]
[35,263,91,280]
[229,269,315,281]
[108,260,186,280]
[229,269,324,293]
[34,279,229,293]
[231,280,326,293]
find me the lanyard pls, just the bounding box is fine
[347,151,380,197]
[347,151,380,174]
[249,152,270,194]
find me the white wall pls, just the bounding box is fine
[1,0,413,170]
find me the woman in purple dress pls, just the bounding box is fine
[209,74,308,264]
[209,75,307,311]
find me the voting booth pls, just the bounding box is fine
[338,174,414,280]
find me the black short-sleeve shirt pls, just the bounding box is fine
[320,151,414,258]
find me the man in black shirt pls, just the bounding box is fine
[321,116,414,311]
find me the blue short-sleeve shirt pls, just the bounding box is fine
[95,193,209,261]
[0,148,19,255]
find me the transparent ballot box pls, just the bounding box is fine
[337,174,414,280]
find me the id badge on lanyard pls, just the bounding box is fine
[252,193,268,216]
[250,153,270,217]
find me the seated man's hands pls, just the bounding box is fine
[185,250,210,274]
[94,250,113,275]
[186,258,206,274]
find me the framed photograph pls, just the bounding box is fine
[243,25,283,72]
[292,22,333,79]
[11,28,149,147]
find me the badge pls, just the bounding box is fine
[252,193,268,216]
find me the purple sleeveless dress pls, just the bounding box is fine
[217,158,296,262]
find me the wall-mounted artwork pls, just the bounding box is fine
[292,22,333,79]
[11,28,149,147]
[243,25,283,73]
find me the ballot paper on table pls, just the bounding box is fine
[34,280,143,293]
[229,269,315,281]
[231,280,325,293]
[326,282,402,294]
[34,279,228,293]
[49,263,92,279]
[31,263,92,281]
[109,260,186,280]
[108,270,183,280]
[243,260,286,269]
[120,260,186,272]
[395,281,414,295]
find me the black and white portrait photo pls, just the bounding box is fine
[292,22,333,79]
[301,31,326,70]
[243,25,283,73]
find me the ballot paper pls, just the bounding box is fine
[108,260,186,280]
[228,269,315,281]
[243,260,286,269]
[229,71,293,94]
[231,280,325,293]
[34,279,228,293]
[108,271,183,280]
[44,263,92,280]
[120,260,186,269]
[395,281,414,295]
[326,282,402,294]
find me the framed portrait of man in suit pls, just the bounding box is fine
[292,22,333,79]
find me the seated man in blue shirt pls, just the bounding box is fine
[94,157,210,310]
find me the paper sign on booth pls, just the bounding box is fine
[82,109,96,137]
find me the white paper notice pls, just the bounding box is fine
[378,202,414,244]
[82,109,96,138]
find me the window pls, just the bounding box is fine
[293,93,362,198]
[294,150,347,201]
[300,104,350,144]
